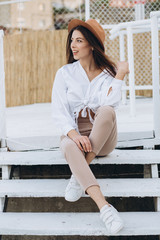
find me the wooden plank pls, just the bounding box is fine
[0,31,6,147]
[0,178,160,198]
[0,212,160,236]
[6,134,160,152]
[154,197,160,212]
[151,164,160,212]
[151,164,159,178]
[117,137,160,148]
[0,147,7,152]
[0,149,160,166]
[118,131,154,142]
[0,198,5,212]
[6,136,60,151]
[1,166,11,180]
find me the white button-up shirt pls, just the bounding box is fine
[51,60,123,136]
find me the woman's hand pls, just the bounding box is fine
[67,129,92,152]
[116,61,130,75]
[115,61,130,81]
[72,135,92,153]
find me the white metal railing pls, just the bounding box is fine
[0,0,31,5]
[110,19,152,117]
[85,0,90,20]
[98,18,160,115]
[150,11,160,138]
[109,11,160,138]
[0,30,6,148]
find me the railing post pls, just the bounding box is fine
[127,27,136,117]
[85,0,90,21]
[150,11,160,138]
[119,31,127,105]
[0,30,6,148]
[134,3,145,21]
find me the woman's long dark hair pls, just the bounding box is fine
[66,25,117,77]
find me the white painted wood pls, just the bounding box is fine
[7,136,159,151]
[119,32,125,65]
[117,137,160,148]
[150,11,160,18]
[110,19,151,39]
[1,139,6,148]
[150,12,160,138]
[119,32,127,105]
[122,85,153,90]
[0,149,160,166]
[0,212,160,236]
[5,131,155,151]
[155,198,160,212]
[0,0,31,5]
[135,3,145,21]
[151,163,160,212]
[0,198,5,212]
[109,27,157,37]
[118,131,153,142]
[143,145,154,150]
[1,166,11,180]
[0,30,6,148]
[6,136,60,151]
[151,164,159,178]
[121,81,127,105]
[0,147,7,152]
[127,27,136,117]
[0,178,160,198]
[85,0,90,20]
[109,14,160,130]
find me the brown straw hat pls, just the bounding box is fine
[68,19,105,47]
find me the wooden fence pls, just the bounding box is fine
[4,30,68,107]
[4,30,153,107]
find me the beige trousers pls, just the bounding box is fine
[60,105,117,192]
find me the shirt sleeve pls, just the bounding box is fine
[51,68,77,136]
[100,75,123,109]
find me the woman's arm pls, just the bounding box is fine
[51,68,77,136]
[107,61,129,96]
[99,61,129,107]
[115,61,130,80]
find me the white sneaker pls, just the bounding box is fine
[65,175,84,202]
[100,204,124,234]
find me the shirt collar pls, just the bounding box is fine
[77,60,107,84]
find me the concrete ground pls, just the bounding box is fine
[5,97,153,138]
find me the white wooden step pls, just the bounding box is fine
[6,136,60,151]
[117,137,160,148]
[118,130,154,142]
[6,131,155,151]
[0,149,160,166]
[0,178,160,198]
[0,212,160,236]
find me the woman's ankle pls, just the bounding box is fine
[98,200,110,210]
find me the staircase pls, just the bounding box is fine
[0,148,160,239]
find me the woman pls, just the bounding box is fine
[51,19,129,234]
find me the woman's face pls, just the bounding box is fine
[70,30,93,60]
